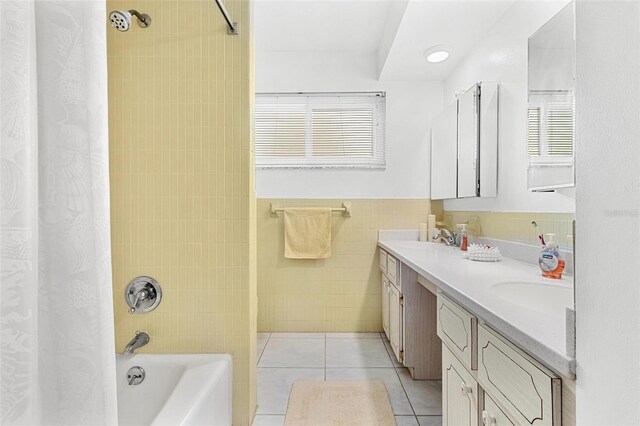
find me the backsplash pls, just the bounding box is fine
[441,210,575,250]
[257,199,431,332]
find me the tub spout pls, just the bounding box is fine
[124,331,150,355]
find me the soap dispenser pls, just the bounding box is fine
[457,224,469,251]
[538,233,565,279]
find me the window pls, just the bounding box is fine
[255,92,386,168]
[527,92,574,161]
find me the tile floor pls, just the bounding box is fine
[254,332,442,426]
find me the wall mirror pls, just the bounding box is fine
[527,2,575,191]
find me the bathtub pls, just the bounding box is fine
[116,354,232,426]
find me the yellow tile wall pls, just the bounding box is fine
[257,199,431,332]
[107,0,256,424]
[442,210,575,249]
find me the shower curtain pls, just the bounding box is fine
[1,0,118,424]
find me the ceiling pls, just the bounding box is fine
[253,0,393,52]
[254,0,517,80]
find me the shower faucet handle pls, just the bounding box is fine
[128,289,149,314]
[125,276,162,314]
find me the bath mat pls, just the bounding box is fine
[284,380,395,426]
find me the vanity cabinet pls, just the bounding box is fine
[477,324,561,426]
[482,393,514,426]
[388,283,403,361]
[379,248,403,362]
[437,293,478,370]
[382,275,390,337]
[438,293,563,426]
[443,344,479,426]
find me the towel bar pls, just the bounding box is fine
[270,202,351,218]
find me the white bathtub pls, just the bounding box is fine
[116,354,232,426]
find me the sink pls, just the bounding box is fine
[490,281,573,317]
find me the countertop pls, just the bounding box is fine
[378,239,575,378]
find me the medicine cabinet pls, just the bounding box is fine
[430,82,498,200]
[527,2,575,191]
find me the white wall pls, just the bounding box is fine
[575,1,640,424]
[255,51,443,199]
[442,0,575,213]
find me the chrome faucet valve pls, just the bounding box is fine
[127,366,145,385]
[125,276,162,314]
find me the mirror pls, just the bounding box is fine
[430,101,458,200]
[527,2,575,191]
[457,84,479,198]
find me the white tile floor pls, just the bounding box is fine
[254,333,442,426]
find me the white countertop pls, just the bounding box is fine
[378,239,575,378]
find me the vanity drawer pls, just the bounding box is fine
[387,255,399,287]
[379,249,388,274]
[482,393,514,426]
[478,324,561,426]
[437,293,477,370]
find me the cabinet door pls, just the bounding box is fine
[443,345,479,426]
[379,249,388,274]
[458,84,480,198]
[431,101,458,200]
[389,284,403,363]
[482,393,514,426]
[382,275,390,339]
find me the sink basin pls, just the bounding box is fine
[490,281,573,317]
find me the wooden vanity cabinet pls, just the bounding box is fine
[482,392,514,426]
[382,275,390,338]
[379,248,403,361]
[443,344,479,426]
[388,283,403,361]
[438,293,564,426]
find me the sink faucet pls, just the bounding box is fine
[433,229,457,246]
[124,331,150,355]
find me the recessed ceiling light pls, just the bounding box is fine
[425,50,449,63]
[423,45,451,64]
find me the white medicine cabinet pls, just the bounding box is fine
[430,82,499,200]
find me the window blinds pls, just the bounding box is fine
[527,93,574,160]
[255,93,386,168]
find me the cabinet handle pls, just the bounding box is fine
[460,383,472,395]
[482,410,496,425]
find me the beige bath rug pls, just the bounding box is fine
[284,380,396,426]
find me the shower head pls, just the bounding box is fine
[109,10,151,32]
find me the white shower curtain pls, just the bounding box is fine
[1,0,118,424]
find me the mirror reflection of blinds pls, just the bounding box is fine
[527,107,541,156]
[547,108,573,156]
[255,93,385,168]
[527,93,574,159]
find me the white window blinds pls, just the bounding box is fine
[255,93,386,168]
[527,93,574,160]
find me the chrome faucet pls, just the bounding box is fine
[433,229,457,246]
[124,331,150,355]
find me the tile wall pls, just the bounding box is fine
[257,199,431,332]
[107,0,256,423]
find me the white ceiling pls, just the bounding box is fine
[254,0,393,52]
[254,0,517,80]
[379,0,516,80]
